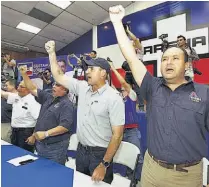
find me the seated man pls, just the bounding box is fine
[1,80,41,152]
[19,66,74,165]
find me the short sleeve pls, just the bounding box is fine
[29,98,41,120]
[59,102,74,131]
[7,93,18,104]
[67,78,88,96]
[108,93,125,126]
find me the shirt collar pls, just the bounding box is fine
[53,94,68,102]
[161,77,193,87]
[19,93,32,100]
[89,83,108,95]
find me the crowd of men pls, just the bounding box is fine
[1,5,209,187]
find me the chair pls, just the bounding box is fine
[65,134,79,169]
[112,141,140,187]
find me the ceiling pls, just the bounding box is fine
[1,1,134,54]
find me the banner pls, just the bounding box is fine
[16,55,78,80]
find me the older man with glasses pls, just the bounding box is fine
[18,66,74,165]
[1,80,41,152]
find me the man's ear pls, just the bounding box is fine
[101,69,106,78]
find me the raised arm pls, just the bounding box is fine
[108,60,131,93]
[109,5,147,87]
[4,57,16,67]
[67,54,75,69]
[1,90,10,99]
[190,48,200,61]
[45,41,71,89]
[126,26,143,50]
[19,66,38,96]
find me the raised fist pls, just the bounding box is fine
[18,65,27,74]
[109,5,125,24]
[45,41,55,54]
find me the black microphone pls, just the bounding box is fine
[193,68,202,75]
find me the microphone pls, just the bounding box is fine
[193,68,202,75]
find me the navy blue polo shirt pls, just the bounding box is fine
[141,71,209,164]
[35,89,74,144]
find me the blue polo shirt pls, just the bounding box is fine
[35,89,74,144]
[124,95,138,128]
[141,71,209,164]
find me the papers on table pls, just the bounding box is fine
[7,155,38,166]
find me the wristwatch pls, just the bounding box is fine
[101,160,110,168]
[44,131,49,138]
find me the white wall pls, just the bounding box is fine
[93,1,164,68]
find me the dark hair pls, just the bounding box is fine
[6,78,16,88]
[44,68,51,73]
[58,59,66,65]
[177,35,186,41]
[91,50,97,55]
[162,46,189,62]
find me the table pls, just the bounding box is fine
[2,141,74,187]
[2,141,130,187]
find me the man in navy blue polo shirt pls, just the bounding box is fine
[110,5,209,187]
[19,66,74,165]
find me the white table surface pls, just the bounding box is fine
[1,140,11,145]
[1,140,130,187]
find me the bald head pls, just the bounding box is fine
[17,81,30,97]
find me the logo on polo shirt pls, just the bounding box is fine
[189,91,201,102]
[15,98,19,103]
[54,103,60,108]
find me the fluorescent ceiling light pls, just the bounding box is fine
[48,1,72,9]
[16,22,41,34]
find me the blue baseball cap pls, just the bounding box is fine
[85,58,111,73]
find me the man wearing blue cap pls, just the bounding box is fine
[45,41,125,184]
